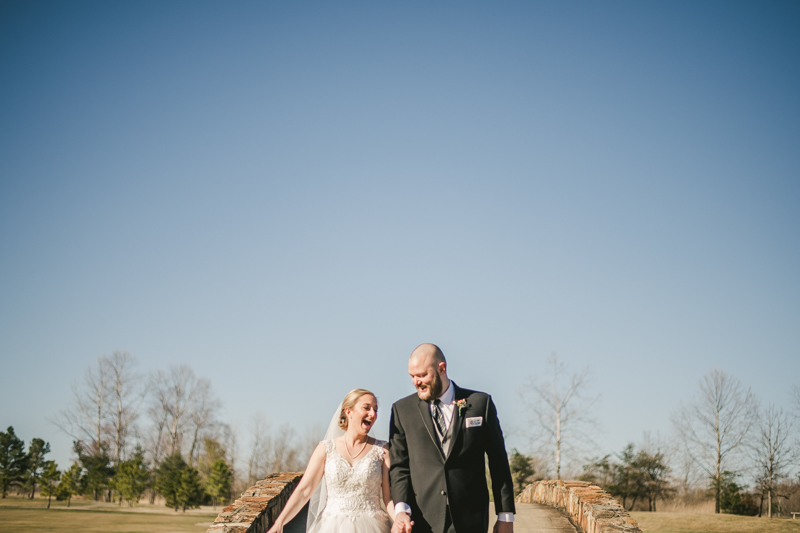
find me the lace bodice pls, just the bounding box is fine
[321,438,388,521]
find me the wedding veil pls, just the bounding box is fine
[306,403,345,532]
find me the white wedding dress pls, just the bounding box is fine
[307,439,392,533]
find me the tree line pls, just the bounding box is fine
[0,426,232,511]
[1,351,311,510]
[514,357,800,518]
[6,350,797,517]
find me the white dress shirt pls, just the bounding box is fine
[432,380,456,436]
[394,381,514,523]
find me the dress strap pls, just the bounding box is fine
[323,438,336,454]
[372,439,388,457]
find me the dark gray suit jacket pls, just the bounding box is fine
[389,384,515,533]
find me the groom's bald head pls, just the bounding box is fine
[409,343,449,401]
[409,343,446,368]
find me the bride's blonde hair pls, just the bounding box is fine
[339,388,376,430]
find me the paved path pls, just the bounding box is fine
[492,502,578,532]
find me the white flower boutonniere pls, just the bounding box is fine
[454,399,468,416]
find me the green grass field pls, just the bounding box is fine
[631,511,800,533]
[0,495,219,533]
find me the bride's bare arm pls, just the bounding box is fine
[381,444,395,520]
[266,442,327,533]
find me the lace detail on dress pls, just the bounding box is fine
[320,439,388,522]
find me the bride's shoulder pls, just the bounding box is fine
[370,438,389,451]
[319,438,337,453]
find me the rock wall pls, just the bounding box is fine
[516,480,642,533]
[207,472,303,533]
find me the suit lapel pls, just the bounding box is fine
[416,398,445,460]
[445,384,465,461]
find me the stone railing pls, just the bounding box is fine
[517,480,642,533]
[206,472,303,533]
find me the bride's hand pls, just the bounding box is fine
[392,512,414,533]
[392,521,414,533]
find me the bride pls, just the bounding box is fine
[266,389,395,533]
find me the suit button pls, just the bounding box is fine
[441,491,446,495]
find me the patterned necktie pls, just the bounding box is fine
[432,399,447,438]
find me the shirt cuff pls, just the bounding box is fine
[395,502,412,516]
[497,512,515,522]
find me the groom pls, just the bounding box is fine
[389,343,515,533]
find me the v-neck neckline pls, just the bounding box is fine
[332,438,373,468]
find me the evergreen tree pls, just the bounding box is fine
[198,438,227,479]
[57,463,81,507]
[632,448,673,512]
[154,454,205,512]
[582,443,673,511]
[155,453,187,510]
[613,444,641,510]
[74,441,114,501]
[580,454,617,489]
[112,447,149,506]
[39,461,60,509]
[25,438,51,498]
[716,471,759,516]
[0,426,29,498]
[205,458,232,508]
[581,445,639,509]
[177,465,204,512]
[508,450,535,497]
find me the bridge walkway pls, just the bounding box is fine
[492,503,578,532]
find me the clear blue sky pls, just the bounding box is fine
[1,1,798,471]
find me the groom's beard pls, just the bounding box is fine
[416,371,443,401]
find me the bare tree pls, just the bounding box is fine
[52,356,111,449]
[145,366,221,460]
[145,370,172,467]
[247,412,271,486]
[300,424,324,467]
[164,365,197,456]
[218,422,239,493]
[519,353,601,480]
[793,385,800,420]
[672,369,757,513]
[751,404,796,518]
[269,424,300,473]
[106,351,146,466]
[242,417,307,488]
[143,365,220,501]
[671,442,702,496]
[186,378,221,466]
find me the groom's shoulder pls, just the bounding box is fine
[456,386,491,402]
[393,392,420,409]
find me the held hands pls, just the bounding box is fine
[391,511,414,533]
[493,520,513,533]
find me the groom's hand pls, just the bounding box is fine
[493,520,513,533]
[392,511,413,533]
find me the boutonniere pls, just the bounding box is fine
[454,399,468,416]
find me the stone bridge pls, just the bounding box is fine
[206,474,642,533]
